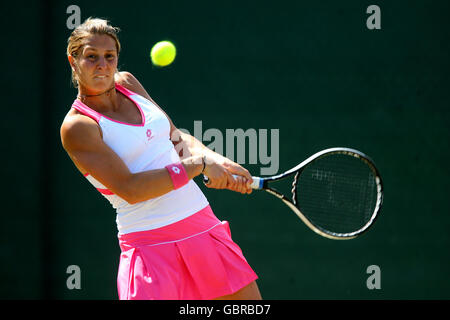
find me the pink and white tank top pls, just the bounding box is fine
[71,83,209,235]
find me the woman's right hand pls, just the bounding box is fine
[200,155,230,189]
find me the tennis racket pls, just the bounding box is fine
[204,147,383,240]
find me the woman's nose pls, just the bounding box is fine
[97,57,107,68]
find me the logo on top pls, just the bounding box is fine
[146,129,152,141]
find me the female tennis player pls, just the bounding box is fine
[60,18,261,300]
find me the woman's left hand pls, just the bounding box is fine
[209,155,253,194]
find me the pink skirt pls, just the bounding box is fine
[117,205,258,300]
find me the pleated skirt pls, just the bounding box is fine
[117,205,258,300]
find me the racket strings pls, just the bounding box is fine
[296,154,378,234]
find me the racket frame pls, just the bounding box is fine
[251,147,383,240]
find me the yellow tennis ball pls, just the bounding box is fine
[150,41,176,67]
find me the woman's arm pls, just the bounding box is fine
[60,114,204,204]
[116,71,253,194]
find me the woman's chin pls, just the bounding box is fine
[89,80,113,91]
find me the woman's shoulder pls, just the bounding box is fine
[114,71,150,99]
[60,108,101,146]
[61,105,98,128]
[114,70,135,86]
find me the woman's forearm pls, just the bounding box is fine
[124,155,204,204]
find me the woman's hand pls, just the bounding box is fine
[203,153,253,194]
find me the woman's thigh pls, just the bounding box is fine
[214,281,262,300]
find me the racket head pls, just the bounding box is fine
[267,148,383,239]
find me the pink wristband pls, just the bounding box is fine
[165,163,189,190]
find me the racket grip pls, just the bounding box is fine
[202,174,263,189]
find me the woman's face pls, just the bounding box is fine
[70,34,118,93]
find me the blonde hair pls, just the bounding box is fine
[67,17,121,88]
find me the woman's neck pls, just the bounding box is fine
[77,84,119,112]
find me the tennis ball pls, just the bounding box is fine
[150,41,176,67]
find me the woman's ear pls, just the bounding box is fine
[68,55,76,72]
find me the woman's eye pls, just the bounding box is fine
[88,55,96,59]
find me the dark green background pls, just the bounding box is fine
[1,0,449,299]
